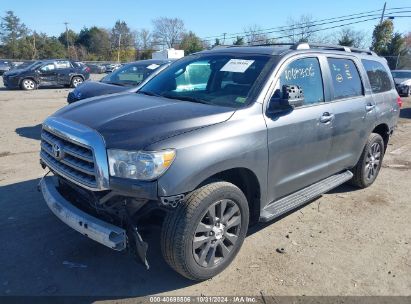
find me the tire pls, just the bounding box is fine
[407,87,411,97]
[161,181,249,281]
[21,78,37,90]
[350,133,385,188]
[70,76,83,88]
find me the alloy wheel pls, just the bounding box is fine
[193,199,241,268]
[365,142,381,181]
[23,79,35,90]
[72,78,83,87]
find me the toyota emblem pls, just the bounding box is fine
[52,142,63,160]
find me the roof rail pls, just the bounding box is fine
[291,42,376,55]
[209,42,377,56]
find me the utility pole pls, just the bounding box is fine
[32,31,37,59]
[380,2,387,24]
[117,33,122,63]
[222,33,227,45]
[64,22,70,58]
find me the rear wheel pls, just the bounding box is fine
[350,133,385,188]
[161,181,249,281]
[21,78,36,90]
[70,76,83,88]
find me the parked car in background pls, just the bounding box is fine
[11,61,35,70]
[2,59,90,90]
[0,60,14,75]
[391,70,411,97]
[40,43,400,280]
[104,63,122,73]
[67,59,172,103]
[87,63,106,74]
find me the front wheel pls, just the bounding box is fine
[70,76,83,88]
[350,133,385,188]
[161,181,249,281]
[21,78,37,90]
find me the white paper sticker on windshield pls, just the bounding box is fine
[220,59,255,73]
[146,64,160,70]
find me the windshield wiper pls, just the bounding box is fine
[103,81,127,87]
[161,94,209,105]
[136,90,162,97]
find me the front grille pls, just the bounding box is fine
[40,128,97,188]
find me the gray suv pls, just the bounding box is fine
[39,43,401,281]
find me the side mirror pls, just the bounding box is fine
[268,84,304,113]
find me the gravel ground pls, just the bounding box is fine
[0,75,410,299]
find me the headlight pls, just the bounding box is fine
[107,149,176,181]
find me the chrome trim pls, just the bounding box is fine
[41,116,110,190]
[41,176,126,250]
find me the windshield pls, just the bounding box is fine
[101,62,163,86]
[392,71,411,79]
[138,54,271,108]
[24,61,43,70]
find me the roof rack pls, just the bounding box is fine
[210,42,376,56]
[291,42,376,55]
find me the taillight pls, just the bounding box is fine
[85,67,90,73]
[397,96,402,108]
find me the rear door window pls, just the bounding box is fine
[277,57,324,106]
[327,58,363,100]
[362,59,393,93]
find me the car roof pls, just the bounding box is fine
[125,59,172,66]
[197,43,381,60]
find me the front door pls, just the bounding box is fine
[264,56,334,203]
[38,63,57,86]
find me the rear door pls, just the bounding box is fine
[324,56,376,172]
[264,56,334,202]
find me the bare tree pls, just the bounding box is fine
[285,15,318,43]
[136,28,153,50]
[337,28,369,48]
[243,24,269,45]
[152,17,185,49]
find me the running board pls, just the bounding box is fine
[260,170,353,222]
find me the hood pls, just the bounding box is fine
[3,67,28,76]
[52,93,235,150]
[394,78,411,86]
[73,81,130,100]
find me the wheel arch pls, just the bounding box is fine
[372,123,390,151]
[196,167,261,225]
[19,77,38,86]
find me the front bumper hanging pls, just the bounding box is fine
[40,176,127,250]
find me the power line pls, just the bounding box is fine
[251,16,382,44]
[200,6,411,42]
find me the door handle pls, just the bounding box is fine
[320,112,335,123]
[365,104,376,112]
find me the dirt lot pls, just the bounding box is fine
[0,76,410,299]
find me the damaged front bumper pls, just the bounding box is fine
[40,176,127,251]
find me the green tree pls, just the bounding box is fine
[179,31,204,55]
[35,33,66,59]
[233,36,244,45]
[58,29,78,49]
[111,21,135,61]
[77,27,111,60]
[371,19,394,55]
[0,11,28,58]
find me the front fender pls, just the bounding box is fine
[149,103,269,204]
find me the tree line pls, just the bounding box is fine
[0,10,410,67]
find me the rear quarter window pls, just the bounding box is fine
[327,58,363,100]
[362,59,393,93]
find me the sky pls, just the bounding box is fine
[1,0,410,42]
